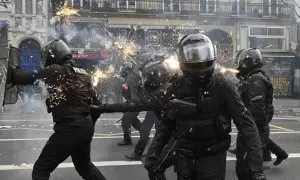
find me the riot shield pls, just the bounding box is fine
[1,45,20,106]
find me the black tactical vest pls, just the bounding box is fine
[241,69,274,123]
[172,74,231,141]
[45,64,94,117]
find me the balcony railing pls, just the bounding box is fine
[68,0,295,19]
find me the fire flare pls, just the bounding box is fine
[92,65,115,87]
[165,55,180,71]
[114,41,136,60]
[51,3,79,25]
[216,64,239,74]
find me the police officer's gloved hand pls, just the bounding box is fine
[90,104,103,124]
[144,155,159,180]
[250,171,267,180]
[144,155,158,171]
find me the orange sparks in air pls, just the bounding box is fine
[114,41,136,60]
[56,3,79,17]
[216,64,239,74]
[92,65,115,87]
[51,3,79,25]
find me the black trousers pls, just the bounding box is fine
[236,126,269,180]
[121,111,141,135]
[32,115,106,180]
[134,111,159,156]
[175,151,226,180]
[265,138,286,156]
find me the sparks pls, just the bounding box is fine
[92,65,115,87]
[216,64,239,74]
[165,55,180,71]
[51,3,79,25]
[114,41,137,60]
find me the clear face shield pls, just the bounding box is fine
[182,42,215,63]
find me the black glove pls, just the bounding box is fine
[250,171,267,180]
[90,104,103,124]
[145,155,159,180]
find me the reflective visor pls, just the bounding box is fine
[183,43,215,63]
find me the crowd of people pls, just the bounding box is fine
[7,33,289,180]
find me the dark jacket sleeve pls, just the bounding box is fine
[146,85,176,159]
[246,74,268,125]
[12,65,60,85]
[219,75,263,172]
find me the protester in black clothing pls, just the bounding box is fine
[9,39,106,180]
[145,34,266,180]
[233,48,288,176]
[117,62,142,146]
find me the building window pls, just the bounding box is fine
[146,30,162,46]
[263,0,269,16]
[248,26,286,51]
[118,0,136,11]
[15,0,22,14]
[15,17,22,28]
[200,0,206,13]
[36,0,43,15]
[25,18,32,29]
[26,0,33,15]
[83,0,90,9]
[73,0,81,9]
[164,0,180,13]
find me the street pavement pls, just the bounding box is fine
[0,112,300,180]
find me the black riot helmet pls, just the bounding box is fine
[143,60,172,92]
[41,39,72,67]
[178,33,216,80]
[234,48,263,74]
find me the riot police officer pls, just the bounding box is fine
[10,39,106,180]
[145,34,266,180]
[94,58,177,180]
[117,62,142,146]
[125,57,166,160]
[234,48,288,177]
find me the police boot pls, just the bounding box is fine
[228,148,237,155]
[262,149,272,162]
[117,134,132,146]
[273,151,289,166]
[125,139,148,160]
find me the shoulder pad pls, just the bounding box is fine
[215,73,239,87]
[248,72,268,83]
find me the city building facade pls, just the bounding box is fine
[9,0,49,71]
[53,0,296,97]
[0,0,11,66]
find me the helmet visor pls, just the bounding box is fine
[183,43,215,63]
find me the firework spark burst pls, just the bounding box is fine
[165,55,180,71]
[92,65,115,87]
[216,64,239,74]
[50,3,79,25]
[114,41,137,61]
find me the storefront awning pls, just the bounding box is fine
[262,52,295,58]
[71,49,110,60]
